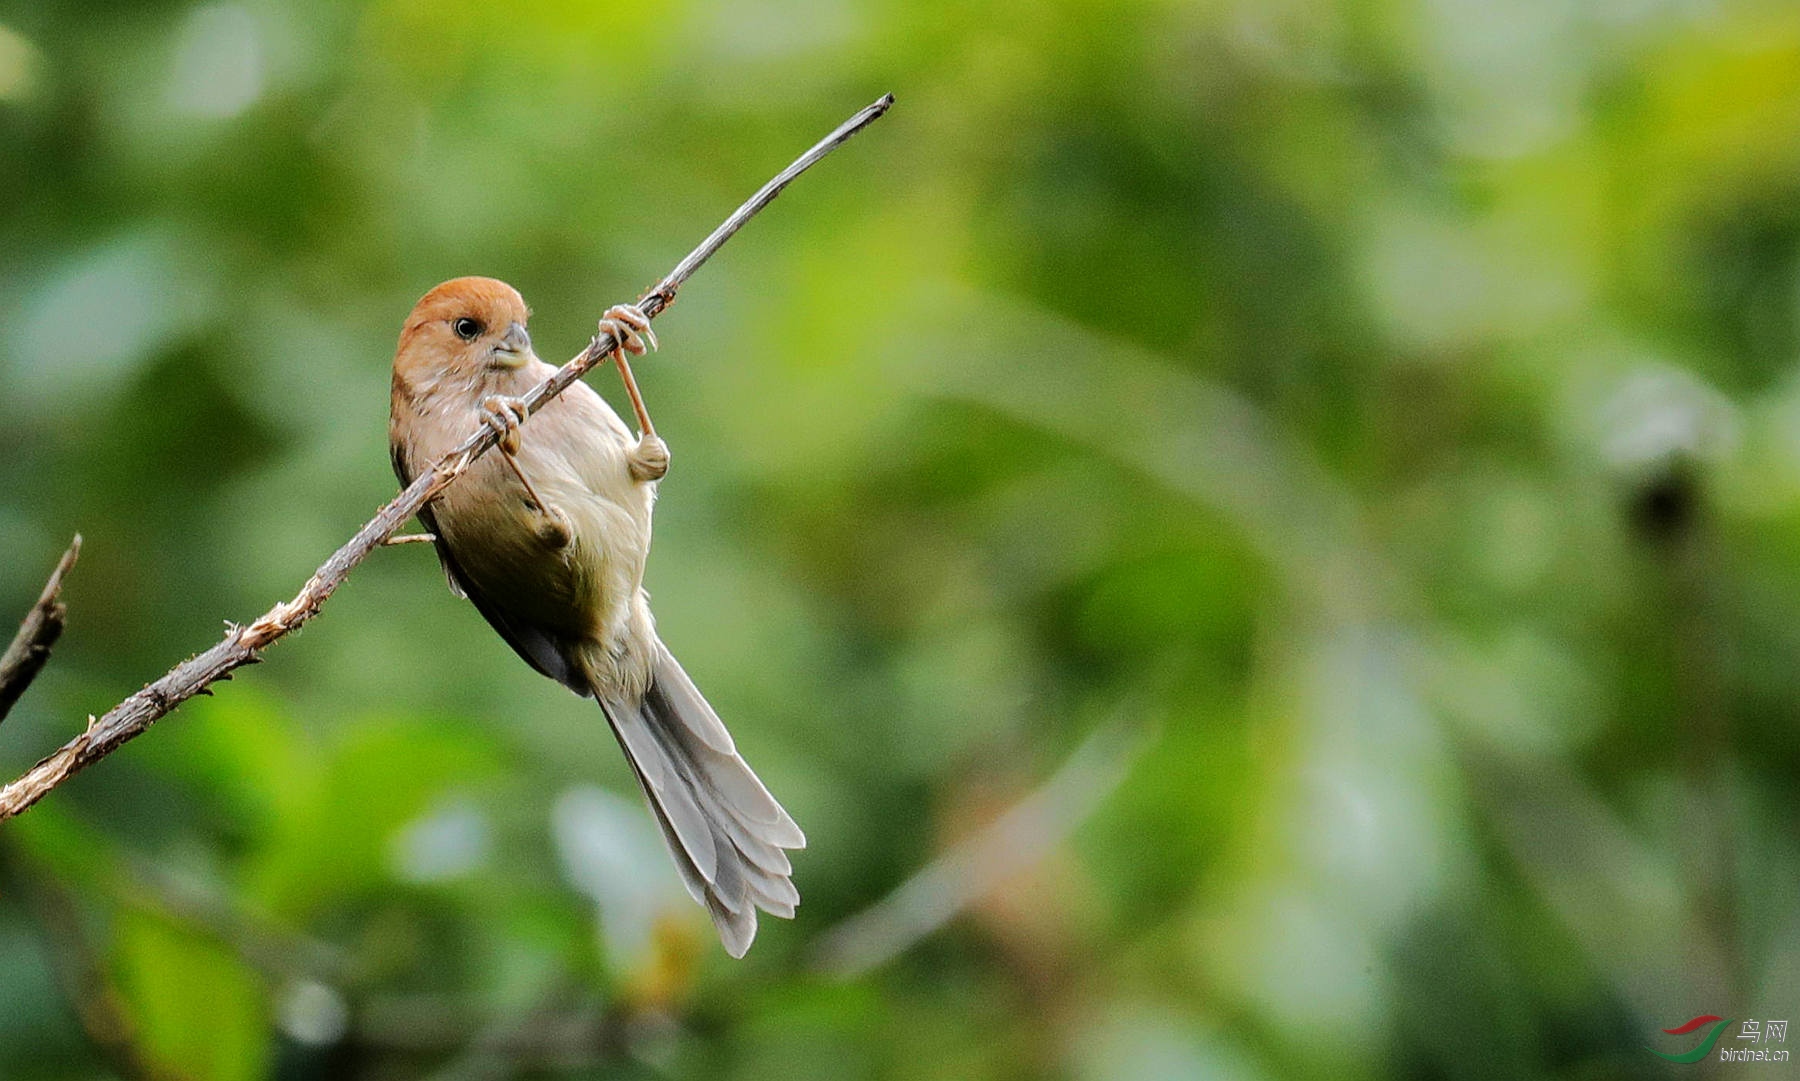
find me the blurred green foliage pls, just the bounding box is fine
[3,0,1800,1078]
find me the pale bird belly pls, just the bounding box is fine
[437,449,654,657]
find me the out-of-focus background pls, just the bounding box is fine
[2,0,1798,1078]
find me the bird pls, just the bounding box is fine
[388,276,804,956]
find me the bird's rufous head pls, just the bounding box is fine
[394,277,537,386]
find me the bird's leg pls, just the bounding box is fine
[596,304,670,483]
[481,396,573,548]
[597,304,659,433]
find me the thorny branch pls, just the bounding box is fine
[0,94,893,822]
[0,535,80,725]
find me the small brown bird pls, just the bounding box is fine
[389,277,804,956]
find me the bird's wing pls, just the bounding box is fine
[391,443,466,598]
[390,442,588,695]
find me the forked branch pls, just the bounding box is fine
[0,535,81,726]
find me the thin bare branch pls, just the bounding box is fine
[0,534,81,725]
[0,95,892,822]
[809,717,1153,977]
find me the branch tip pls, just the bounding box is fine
[0,535,84,726]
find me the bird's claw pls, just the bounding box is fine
[629,434,670,483]
[482,395,528,456]
[597,304,657,358]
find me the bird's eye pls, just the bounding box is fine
[452,317,483,341]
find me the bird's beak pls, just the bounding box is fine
[491,321,533,368]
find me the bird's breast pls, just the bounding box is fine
[424,383,656,651]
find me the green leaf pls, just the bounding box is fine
[112,909,268,1081]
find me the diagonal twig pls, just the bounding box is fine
[809,717,1153,977]
[0,534,81,725]
[0,94,893,822]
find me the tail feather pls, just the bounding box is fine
[603,697,720,882]
[636,778,757,953]
[677,752,796,880]
[617,718,759,956]
[749,870,800,910]
[752,894,796,920]
[646,647,807,842]
[597,643,805,958]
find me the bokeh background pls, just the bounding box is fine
[2,0,1799,1078]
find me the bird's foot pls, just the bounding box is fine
[628,434,670,483]
[481,395,529,456]
[536,505,574,549]
[597,304,657,358]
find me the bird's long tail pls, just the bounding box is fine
[597,641,806,957]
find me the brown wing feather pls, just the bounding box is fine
[390,442,588,695]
